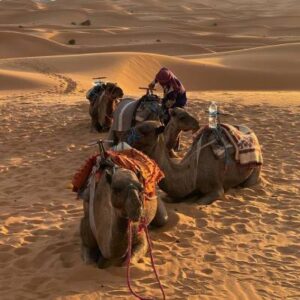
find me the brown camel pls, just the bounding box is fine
[88,82,124,132]
[80,164,168,268]
[131,108,262,204]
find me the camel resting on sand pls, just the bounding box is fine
[131,108,262,204]
[88,82,124,132]
[80,162,168,268]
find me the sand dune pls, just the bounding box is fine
[1,1,300,299]
[0,31,73,58]
[1,0,300,59]
[0,68,57,91]
[186,43,300,72]
[1,43,300,94]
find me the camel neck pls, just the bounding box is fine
[110,214,129,258]
[153,135,197,198]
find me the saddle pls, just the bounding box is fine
[72,148,164,200]
[131,94,161,127]
[195,124,263,167]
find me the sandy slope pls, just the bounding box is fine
[1,0,300,58]
[1,43,300,94]
[0,0,300,299]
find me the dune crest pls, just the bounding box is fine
[1,44,300,94]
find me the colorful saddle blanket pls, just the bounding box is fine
[221,124,263,166]
[195,123,263,166]
[72,148,164,200]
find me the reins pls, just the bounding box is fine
[126,187,165,300]
[126,218,166,300]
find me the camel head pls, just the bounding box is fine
[106,167,144,222]
[165,108,200,150]
[105,82,124,100]
[130,121,164,157]
[168,107,200,133]
[96,83,124,131]
[131,109,199,155]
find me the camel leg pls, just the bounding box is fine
[97,256,113,269]
[150,198,168,228]
[197,187,224,205]
[80,216,100,264]
[240,166,261,187]
[90,119,98,133]
[131,232,148,264]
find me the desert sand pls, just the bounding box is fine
[0,0,299,299]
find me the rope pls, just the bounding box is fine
[126,219,166,300]
[142,220,166,300]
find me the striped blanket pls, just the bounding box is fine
[221,124,263,166]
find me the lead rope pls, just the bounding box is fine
[126,219,166,300]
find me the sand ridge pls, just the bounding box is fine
[1,44,300,95]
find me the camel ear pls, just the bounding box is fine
[105,170,113,185]
[155,126,165,135]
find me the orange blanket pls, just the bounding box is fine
[72,155,97,193]
[72,149,164,199]
[107,148,164,199]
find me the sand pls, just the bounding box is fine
[0,1,299,299]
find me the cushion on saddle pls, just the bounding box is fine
[72,149,164,200]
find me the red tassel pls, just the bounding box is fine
[72,155,98,193]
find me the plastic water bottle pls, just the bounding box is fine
[208,101,218,128]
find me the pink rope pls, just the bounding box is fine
[126,219,166,300]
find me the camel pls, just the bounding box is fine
[88,82,124,132]
[80,163,168,268]
[131,108,262,204]
[107,90,162,145]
